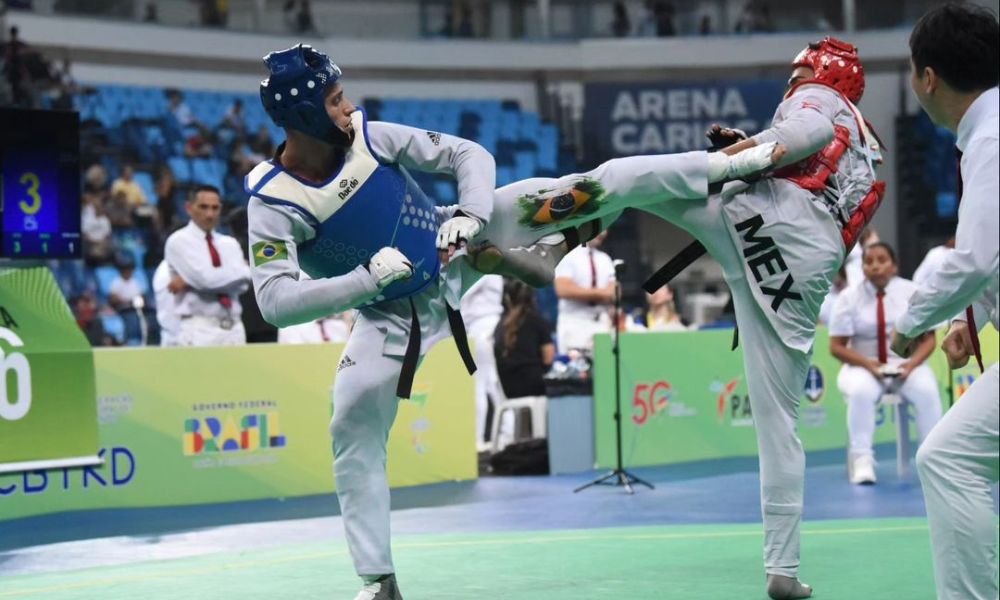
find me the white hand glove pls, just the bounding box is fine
[368,247,414,289]
[436,215,482,251]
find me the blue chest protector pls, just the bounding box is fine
[246,108,440,306]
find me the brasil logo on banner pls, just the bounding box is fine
[0,267,101,473]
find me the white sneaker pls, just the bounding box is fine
[352,575,402,600]
[849,455,877,485]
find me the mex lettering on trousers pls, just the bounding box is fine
[734,214,803,312]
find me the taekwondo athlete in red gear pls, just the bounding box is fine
[463,38,886,600]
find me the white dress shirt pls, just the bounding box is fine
[912,245,953,287]
[831,277,921,366]
[461,275,504,325]
[152,260,179,346]
[164,221,251,321]
[109,275,144,307]
[555,245,616,323]
[897,87,1000,336]
[277,316,350,344]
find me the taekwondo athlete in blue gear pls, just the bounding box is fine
[245,44,494,600]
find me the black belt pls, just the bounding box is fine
[395,299,477,399]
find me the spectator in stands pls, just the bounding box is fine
[2,26,28,107]
[634,284,687,332]
[229,139,257,178]
[199,0,228,27]
[164,185,251,346]
[106,187,135,229]
[223,98,246,135]
[110,164,149,210]
[611,1,631,37]
[829,242,942,485]
[637,1,657,37]
[554,230,616,352]
[249,124,274,158]
[655,2,677,37]
[166,89,202,131]
[84,163,109,198]
[155,164,180,233]
[49,56,76,110]
[912,236,955,286]
[81,192,113,266]
[700,14,713,35]
[73,292,114,347]
[494,279,555,401]
[453,1,474,37]
[108,254,144,312]
[735,1,773,33]
[143,2,159,23]
[184,131,215,158]
[283,0,317,35]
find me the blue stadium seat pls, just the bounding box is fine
[133,171,156,206]
[168,156,192,182]
[94,266,119,300]
[100,314,125,345]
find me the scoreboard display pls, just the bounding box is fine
[0,108,82,260]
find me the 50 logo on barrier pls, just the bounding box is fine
[0,324,31,422]
[632,381,673,426]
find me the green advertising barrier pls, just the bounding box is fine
[593,326,999,469]
[0,340,475,520]
[0,267,100,473]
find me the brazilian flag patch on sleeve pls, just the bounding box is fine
[252,241,288,266]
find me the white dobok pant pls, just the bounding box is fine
[836,364,943,459]
[917,362,999,600]
[177,316,246,346]
[466,314,502,444]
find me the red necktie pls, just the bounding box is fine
[206,232,233,309]
[589,249,597,288]
[956,149,984,373]
[318,320,330,342]
[876,289,887,364]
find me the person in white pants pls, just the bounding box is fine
[829,242,942,484]
[554,231,615,352]
[891,5,999,600]
[460,275,504,447]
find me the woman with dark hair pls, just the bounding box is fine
[828,242,942,485]
[493,279,556,400]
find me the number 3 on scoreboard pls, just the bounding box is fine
[18,172,42,216]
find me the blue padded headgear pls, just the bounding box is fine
[260,44,343,142]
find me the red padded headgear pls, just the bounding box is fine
[791,37,865,104]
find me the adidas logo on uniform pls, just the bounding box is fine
[338,354,356,372]
[426,131,441,145]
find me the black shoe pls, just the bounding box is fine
[352,574,403,600]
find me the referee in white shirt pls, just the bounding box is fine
[164,185,252,346]
[891,6,999,599]
[554,230,615,352]
[829,242,942,485]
